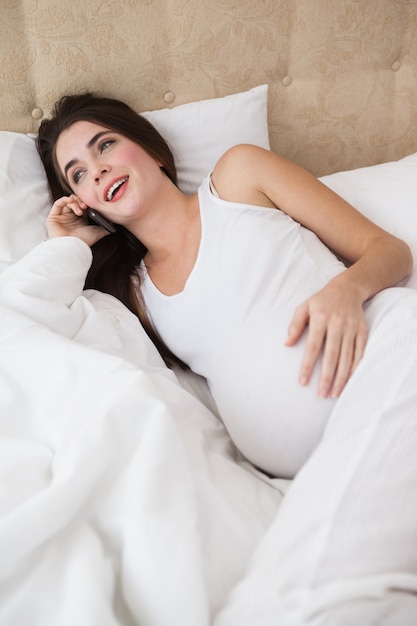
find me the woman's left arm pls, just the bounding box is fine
[212,145,413,398]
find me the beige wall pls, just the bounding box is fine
[1,0,417,176]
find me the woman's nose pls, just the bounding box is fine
[94,165,109,182]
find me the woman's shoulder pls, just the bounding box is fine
[211,144,274,206]
[213,143,269,175]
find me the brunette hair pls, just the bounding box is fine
[37,92,184,368]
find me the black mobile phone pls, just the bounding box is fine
[86,208,117,233]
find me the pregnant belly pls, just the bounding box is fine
[207,331,337,479]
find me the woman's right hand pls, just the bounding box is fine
[46,195,110,247]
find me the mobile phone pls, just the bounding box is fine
[86,208,117,233]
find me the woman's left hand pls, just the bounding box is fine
[285,282,368,398]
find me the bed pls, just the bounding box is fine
[1,2,417,625]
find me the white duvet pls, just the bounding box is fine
[0,237,285,626]
[1,237,417,626]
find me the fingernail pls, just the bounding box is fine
[318,388,328,399]
[299,376,308,386]
[331,387,341,398]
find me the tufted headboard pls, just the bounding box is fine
[1,0,417,177]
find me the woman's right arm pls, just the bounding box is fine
[46,194,109,246]
[0,195,110,333]
[0,195,110,336]
[0,191,107,332]
[0,236,93,336]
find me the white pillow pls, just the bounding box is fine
[143,84,270,194]
[0,132,51,271]
[320,153,417,289]
[0,85,270,271]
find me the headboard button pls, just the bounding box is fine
[282,75,293,87]
[31,107,44,120]
[163,91,175,104]
[391,61,401,72]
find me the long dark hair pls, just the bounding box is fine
[37,92,184,368]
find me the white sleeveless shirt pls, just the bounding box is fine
[141,175,346,477]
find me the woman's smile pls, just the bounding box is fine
[104,176,129,202]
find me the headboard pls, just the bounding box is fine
[1,0,417,177]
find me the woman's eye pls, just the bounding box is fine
[98,139,114,153]
[72,169,84,184]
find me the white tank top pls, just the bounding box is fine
[141,175,346,477]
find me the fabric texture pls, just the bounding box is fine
[0,236,283,625]
[2,199,417,626]
[214,288,417,626]
[143,84,270,194]
[1,1,417,177]
[320,152,417,289]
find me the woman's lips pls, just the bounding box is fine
[104,176,129,202]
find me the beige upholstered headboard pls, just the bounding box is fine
[1,1,417,177]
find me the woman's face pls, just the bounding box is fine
[55,120,165,224]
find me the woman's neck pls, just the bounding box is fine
[139,189,199,257]
[141,191,201,296]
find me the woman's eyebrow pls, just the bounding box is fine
[63,130,110,179]
[86,130,109,150]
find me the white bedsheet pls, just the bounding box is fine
[0,238,284,625]
[2,238,417,625]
